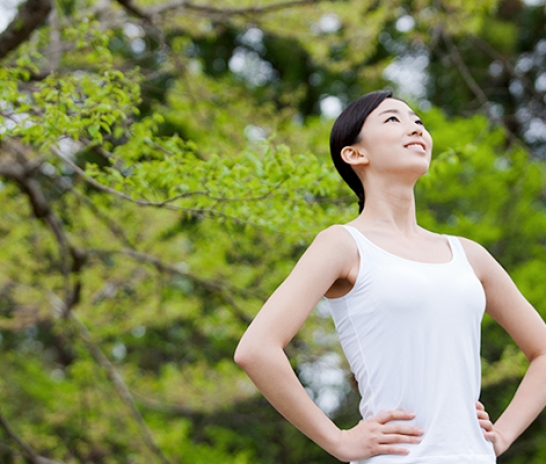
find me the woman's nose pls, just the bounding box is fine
[409,124,423,136]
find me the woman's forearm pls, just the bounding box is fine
[493,353,546,454]
[234,344,343,457]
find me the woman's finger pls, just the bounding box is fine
[381,424,424,436]
[379,433,423,445]
[483,431,496,442]
[375,444,411,456]
[375,410,416,424]
[479,419,493,431]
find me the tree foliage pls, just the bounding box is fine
[1,0,546,463]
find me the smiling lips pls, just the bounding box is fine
[404,142,426,153]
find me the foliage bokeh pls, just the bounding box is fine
[1,0,546,463]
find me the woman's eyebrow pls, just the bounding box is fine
[378,108,419,117]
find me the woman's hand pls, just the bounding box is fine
[332,410,423,462]
[476,401,510,456]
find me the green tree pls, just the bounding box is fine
[0,1,546,463]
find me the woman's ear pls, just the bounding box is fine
[341,145,369,166]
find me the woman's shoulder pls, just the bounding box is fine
[452,236,499,281]
[309,224,359,262]
[454,236,491,258]
[314,224,356,246]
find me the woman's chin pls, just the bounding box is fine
[398,160,431,179]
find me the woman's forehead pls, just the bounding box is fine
[371,98,416,116]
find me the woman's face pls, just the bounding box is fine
[355,98,433,178]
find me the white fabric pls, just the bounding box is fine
[324,225,496,463]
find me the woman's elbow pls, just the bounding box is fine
[233,342,249,369]
[234,337,258,370]
[234,334,273,370]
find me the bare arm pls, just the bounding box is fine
[234,226,423,461]
[462,238,546,456]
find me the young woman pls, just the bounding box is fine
[234,91,546,463]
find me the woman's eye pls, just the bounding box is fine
[415,119,424,126]
[386,116,399,123]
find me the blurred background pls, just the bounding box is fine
[1,0,546,462]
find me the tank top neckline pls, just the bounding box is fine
[343,224,456,266]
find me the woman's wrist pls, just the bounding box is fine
[315,425,345,460]
[492,425,514,456]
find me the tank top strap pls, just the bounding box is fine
[445,235,472,267]
[340,224,370,261]
[342,225,466,268]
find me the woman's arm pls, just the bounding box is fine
[462,238,546,456]
[235,226,423,462]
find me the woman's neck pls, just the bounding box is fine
[357,182,419,236]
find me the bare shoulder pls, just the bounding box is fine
[313,224,357,250]
[307,224,358,267]
[457,236,490,258]
[457,236,498,282]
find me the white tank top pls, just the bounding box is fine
[324,225,496,463]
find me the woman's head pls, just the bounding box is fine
[329,90,393,212]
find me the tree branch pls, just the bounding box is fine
[87,247,255,323]
[149,0,325,16]
[442,32,490,109]
[132,391,197,417]
[1,141,81,314]
[67,311,172,464]
[442,31,520,144]
[114,0,153,22]
[51,144,285,229]
[52,144,269,207]
[12,143,257,324]
[472,36,546,103]
[51,145,187,210]
[72,188,135,248]
[0,409,62,464]
[0,0,52,61]
[1,146,69,266]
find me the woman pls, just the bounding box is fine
[234,91,546,463]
